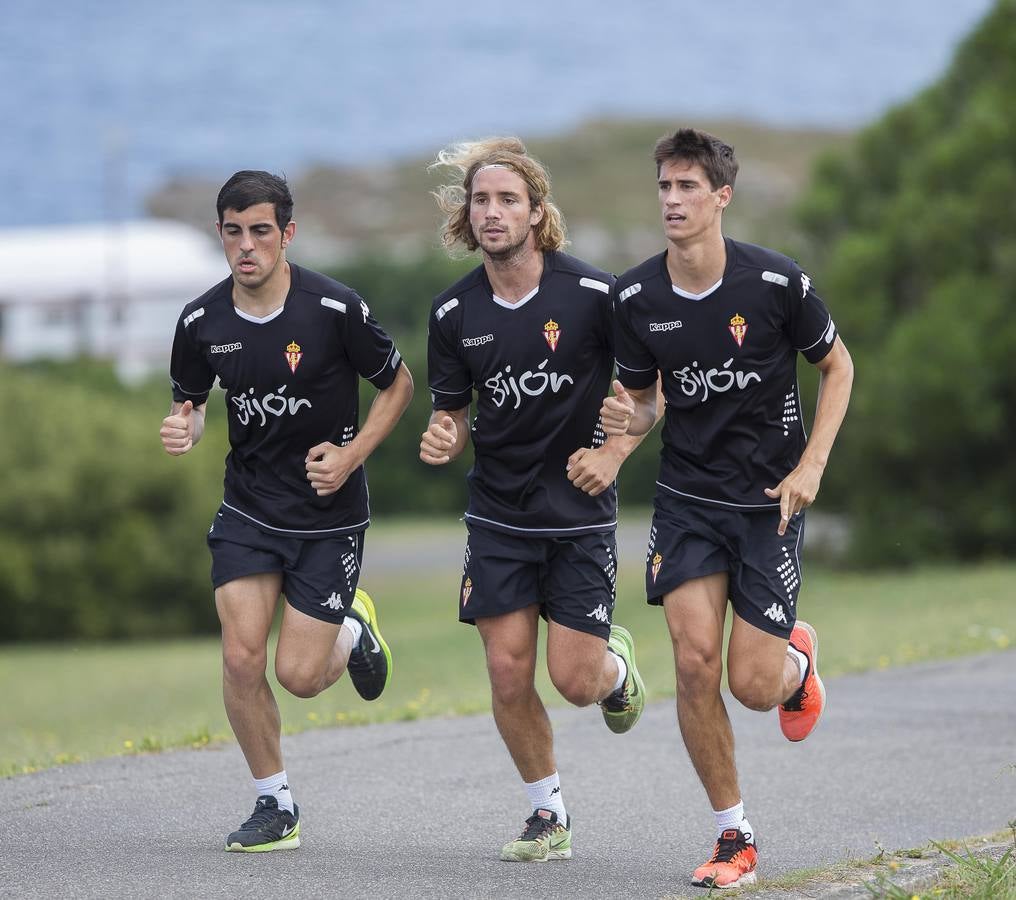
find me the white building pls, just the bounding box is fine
[0,220,228,381]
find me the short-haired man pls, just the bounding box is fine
[420,138,654,862]
[160,170,413,851]
[601,129,853,889]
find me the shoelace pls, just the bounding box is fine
[347,630,373,667]
[240,801,288,832]
[601,683,631,712]
[708,832,750,864]
[782,684,809,711]
[517,813,559,842]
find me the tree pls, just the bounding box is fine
[796,0,1016,563]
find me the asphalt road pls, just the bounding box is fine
[3,650,1014,899]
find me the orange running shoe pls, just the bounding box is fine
[779,620,826,742]
[691,827,758,889]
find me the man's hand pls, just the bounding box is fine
[566,446,623,497]
[764,460,824,535]
[306,442,361,496]
[420,415,458,465]
[160,400,198,456]
[599,380,636,436]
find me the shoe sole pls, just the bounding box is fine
[784,621,825,742]
[692,871,757,889]
[603,625,645,734]
[354,588,392,697]
[225,831,301,853]
[500,847,573,862]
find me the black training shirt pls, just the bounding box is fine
[170,263,402,535]
[428,251,617,536]
[614,238,837,509]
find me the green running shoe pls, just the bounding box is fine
[600,624,645,734]
[225,795,300,852]
[347,588,392,701]
[500,809,572,862]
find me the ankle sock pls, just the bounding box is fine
[254,770,294,814]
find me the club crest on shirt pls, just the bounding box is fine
[461,577,473,607]
[543,318,561,352]
[651,552,663,583]
[728,313,748,348]
[285,339,303,374]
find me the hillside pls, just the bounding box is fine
[147,118,851,270]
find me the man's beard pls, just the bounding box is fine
[481,229,530,263]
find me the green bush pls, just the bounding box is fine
[795,0,1016,564]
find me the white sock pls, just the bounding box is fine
[714,801,744,836]
[343,616,363,646]
[715,804,754,843]
[524,771,567,823]
[788,645,809,685]
[253,770,294,814]
[611,651,627,693]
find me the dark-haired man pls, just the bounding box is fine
[160,170,413,852]
[601,129,853,889]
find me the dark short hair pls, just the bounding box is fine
[653,129,738,190]
[216,170,293,231]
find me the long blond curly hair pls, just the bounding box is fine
[430,137,567,255]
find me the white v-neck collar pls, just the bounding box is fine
[234,304,286,324]
[492,285,540,310]
[672,277,723,301]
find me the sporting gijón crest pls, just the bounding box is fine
[728,313,747,348]
[285,339,303,374]
[543,318,561,352]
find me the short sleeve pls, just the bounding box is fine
[343,293,402,390]
[612,284,657,390]
[169,310,215,405]
[427,299,472,411]
[785,262,837,365]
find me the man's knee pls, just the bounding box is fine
[486,648,536,706]
[728,668,781,711]
[547,655,604,707]
[275,658,325,699]
[675,642,723,699]
[222,639,268,686]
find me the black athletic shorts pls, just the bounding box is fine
[458,525,617,640]
[207,505,363,624]
[645,495,804,638]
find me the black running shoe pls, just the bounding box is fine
[225,795,300,852]
[346,588,392,701]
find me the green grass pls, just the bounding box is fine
[1,544,1012,777]
[862,826,1016,899]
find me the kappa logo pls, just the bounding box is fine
[360,299,370,323]
[543,318,561,351]
[764,602,788,624]
[586,604,610,623]
[462,333,494,348]
[285,339,303,374]
[728,313,748,348]
[649,320,683,332]
[210,342,242,354]
[321,592,344,611]
[801,272,812,298]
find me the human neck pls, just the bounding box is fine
[233,260,292,317]
[484,246,545,303]
[665,231,726,294]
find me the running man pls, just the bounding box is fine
[601,129,853,889]
[160,170,413,852]
[420,138,654,863]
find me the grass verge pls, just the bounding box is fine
[1,553,1013,776]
